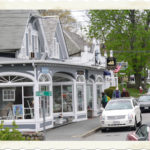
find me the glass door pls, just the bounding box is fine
[86,85,93,110]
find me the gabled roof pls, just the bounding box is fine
[41,16,69,59]
[41,16,59,51]
[63,29,92,56]
[0,10,38,51]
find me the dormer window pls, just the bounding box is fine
[32,34,38,53]
[26,33,29,56]
[52,38,60,59]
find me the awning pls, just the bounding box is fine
[103,70,111,76]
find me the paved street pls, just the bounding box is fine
[45,111,150,141]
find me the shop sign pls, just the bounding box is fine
[41,67,49,74]
[77,70,84,75]
[36,91,52,96]
[107,57,116,69]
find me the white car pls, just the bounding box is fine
[100,97,142,132]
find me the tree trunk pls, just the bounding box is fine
[134,73,142,89]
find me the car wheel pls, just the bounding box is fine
[132,117,137,130]
[101,128,106,132]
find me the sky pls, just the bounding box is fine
[71,10,90,36]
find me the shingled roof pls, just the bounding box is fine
[0,10,38,52]
[63,29,92,56]
[41,16,59,51]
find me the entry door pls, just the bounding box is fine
[86,84,93,110]
[39,85,50,118]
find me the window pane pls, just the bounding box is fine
[97,85,102,109]
[32,35,34,52]
[0,87,23,120]
[53,86,62,113]
[63,85,73,112]
[24,86,33,96]
[26,33,29,56]
[87,85,93,109]
[77,85,84,111]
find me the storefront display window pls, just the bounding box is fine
[53,85,73,113]
[96,85,102,109]
[0,85,34,120]
[87,85,93,109]
[63,85,73,112]
[53,86,62,113]
[77,85,84,111]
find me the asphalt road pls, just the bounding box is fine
[45,111,150,141]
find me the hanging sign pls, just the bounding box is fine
[107,57,116,69]
[36,91,52,96]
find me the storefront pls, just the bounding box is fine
[53,73,74,123]
[0,61,116,132]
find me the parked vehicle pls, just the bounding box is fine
[138,94,150,112]
[127,124,150,141]
[100,97,142,132]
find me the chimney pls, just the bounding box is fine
[110,50,113,57]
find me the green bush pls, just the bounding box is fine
[104,86,116,98]
[0,121,25,140]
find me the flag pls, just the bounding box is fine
[114,63,122,73]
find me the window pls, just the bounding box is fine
[77,75,85,82]
[96,85,102,108]
[32,35,38,53]
[32,35,35,52]
[52,38,60,59]
[96,76,103,83]
[133,100,138,107]
[39,74,50,82]
[0,75,32,83]
[26,33,29,56]
[77,85,84,111]
[3,89,15,101]
[28,29,31,47]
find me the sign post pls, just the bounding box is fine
[36,91,52,139]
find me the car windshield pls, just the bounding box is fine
[105,100,133,110]
[139,96,150,102]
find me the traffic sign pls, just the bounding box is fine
[36,91,52,96]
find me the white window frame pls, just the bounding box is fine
[3,89,15,101]
[52,38,60,59]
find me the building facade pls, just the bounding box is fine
[0,10,117,132]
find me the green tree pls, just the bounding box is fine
[39,10,76,31]
[87,10,150,89]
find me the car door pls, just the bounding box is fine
[133,99,140,123]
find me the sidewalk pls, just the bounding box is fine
[45,117,100,141]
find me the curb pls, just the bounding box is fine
[81,126,101,138]
[52,122,75,129]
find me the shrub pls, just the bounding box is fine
[104,86,116,98]
[0,121,25,140]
